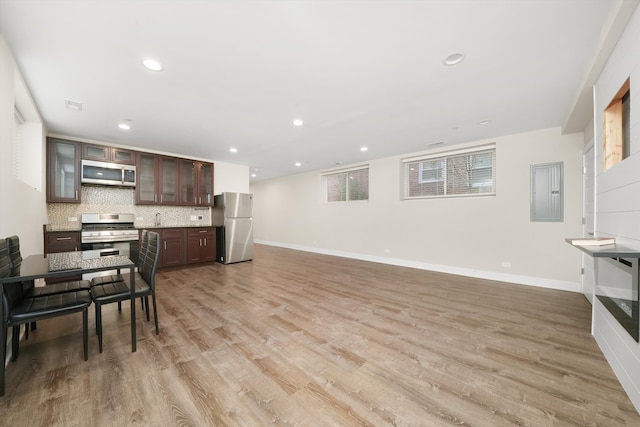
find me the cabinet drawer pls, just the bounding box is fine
[187,228,215,237]
[45,232,81,252]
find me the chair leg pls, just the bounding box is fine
[117,301,122,312]
[152,293,159,335]
[11,326,20,362]
[1,319,6,396]
[94,304,99,335]
[25,322,37,339]
[97,304,104,353]
[144,296,150,321]
[83,308,89,361]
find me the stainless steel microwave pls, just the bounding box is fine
[81,159,136,187]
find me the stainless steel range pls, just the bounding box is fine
[81,213,139,262]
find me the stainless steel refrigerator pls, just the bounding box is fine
[213,192,254,264]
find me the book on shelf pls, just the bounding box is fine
[569,237,616,246]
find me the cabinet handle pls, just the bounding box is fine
[154,194,157,202]
[56,237,72,241]
[204,238,207,247]
[199,238,203,247]
[160,194,163,203]
[199,196,202,204]
[75,190,78,200]
[164,241,167,250]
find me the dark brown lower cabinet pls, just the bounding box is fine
[43,231,82,284]
[159,229,186,267]
[187,228,216,263]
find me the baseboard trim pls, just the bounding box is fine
[255,240,581,293]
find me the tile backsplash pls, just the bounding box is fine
[47,186,211,230]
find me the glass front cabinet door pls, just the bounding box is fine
[136,153,158,204]
[47,138,81,203]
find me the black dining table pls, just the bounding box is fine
[0,251,137,396]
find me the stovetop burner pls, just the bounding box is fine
[81,213,138,243]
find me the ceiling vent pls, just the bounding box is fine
[65,99,83,111]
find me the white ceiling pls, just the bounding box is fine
[0,0,636,181]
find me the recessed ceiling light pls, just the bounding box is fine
[118,123,131,130]
[292,119,304,126]
[230,148,238,153]
[142,58,163,71]
[251,173,257,178]
[443,52,465,66]
[477,120,491,125]
[295,162,302,167]
[65,99,83,111]
[360,146,368,152]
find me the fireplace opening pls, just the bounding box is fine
[596,257,639,341]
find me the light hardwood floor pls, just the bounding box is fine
[1,244,639,426]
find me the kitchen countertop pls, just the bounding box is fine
[44,224,219,232]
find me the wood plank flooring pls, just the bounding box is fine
[2,244,639,426]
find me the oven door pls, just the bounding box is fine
[82,241,132,259]
[81,241,139,280]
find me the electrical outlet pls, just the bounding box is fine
[68,217,77,222]
[501,261,512,268]
[136,217,144,221]
[197,215,203,221]
[190,215,197,221]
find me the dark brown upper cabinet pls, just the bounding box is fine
[135,152,159,204]
[46,137,81,203]
[135,153,179,205]
[82,143,136,165]
[179,160,214,206]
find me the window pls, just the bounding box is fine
[403,145,496,198]
[325,166,369,202]
[603,78,630,170]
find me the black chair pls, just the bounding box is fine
[90,230,148,287]
[6,235,91,338]
[0,238,92,366]
[7,236,91,297]
[90,231,160,352]
[90,230,148,314]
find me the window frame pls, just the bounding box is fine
[603,78,630,171]
[323,165,370,203]
[402,144,496,200]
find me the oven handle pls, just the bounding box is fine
[100,249,120,257]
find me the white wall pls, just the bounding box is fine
[214,161,250,194]
[0,35,48,256]
[592,4,640,412]
[251,126,584,291]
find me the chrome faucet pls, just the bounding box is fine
[154,212,161,227]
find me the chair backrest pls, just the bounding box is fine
[6,236,22,276]
[5,235,35,298]
[138,229,149,268]
[0,238,11,279]
[140,231,160,289]
[1,238,23,321]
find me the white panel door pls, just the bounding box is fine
[582,143,595,304]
